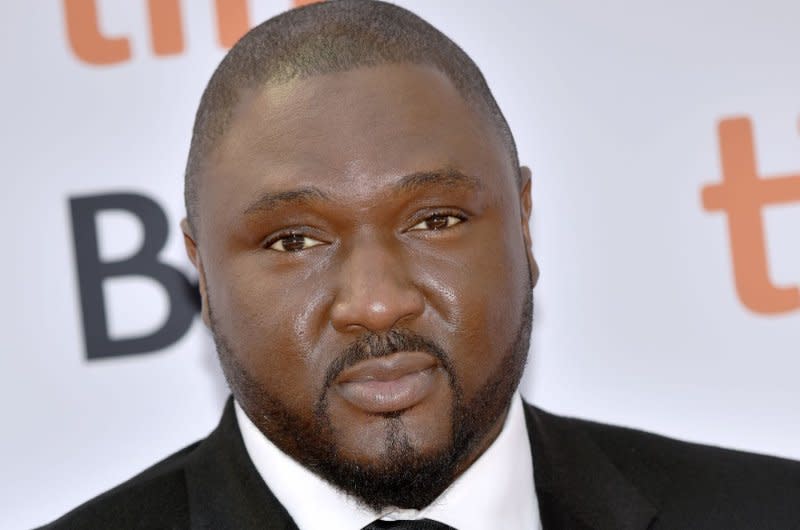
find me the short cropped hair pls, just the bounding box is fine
[184,0,520,235]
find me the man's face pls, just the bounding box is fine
[184,63,537,508]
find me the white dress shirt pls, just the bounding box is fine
[235,394,542,530]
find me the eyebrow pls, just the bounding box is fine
[243,187,330,215]
[395,169,484,193]
[242,169,483,216]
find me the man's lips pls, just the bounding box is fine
[334,351,440,414]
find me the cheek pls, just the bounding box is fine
[210,256,334,404]
[431,222,529,394]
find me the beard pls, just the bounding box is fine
[209,287,533,512]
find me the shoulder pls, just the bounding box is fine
[37,441,201,530]
[541,406,800,487]
[38,398,296,530]
[527,403,800,523]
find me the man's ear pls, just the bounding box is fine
[519,166,540,288]
[181,218,211,327]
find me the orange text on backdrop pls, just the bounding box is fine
[63,0,321,65]
[702,117,800,315]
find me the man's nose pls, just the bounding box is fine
[330,241,425,333]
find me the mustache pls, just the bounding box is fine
[323,329,456,390]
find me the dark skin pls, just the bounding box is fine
[182,63,539,492]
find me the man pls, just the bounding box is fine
[43,1,800,529]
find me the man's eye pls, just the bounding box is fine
[409,214,464,231]
[268,234,325,252]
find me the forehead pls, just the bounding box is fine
[200,63,515,227]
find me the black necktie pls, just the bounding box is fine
[361,519,456,530]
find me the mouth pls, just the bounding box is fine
[333,351,441,414]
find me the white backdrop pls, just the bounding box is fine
[2,1,799,528]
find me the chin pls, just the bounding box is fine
[312,416,463,511]
[339,414,454,463]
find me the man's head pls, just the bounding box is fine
[181,0,539,511]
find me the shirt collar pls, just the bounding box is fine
[235,394,540,530]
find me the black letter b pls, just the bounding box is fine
[70,193,199,359]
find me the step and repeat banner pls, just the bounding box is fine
[2,1,798,527]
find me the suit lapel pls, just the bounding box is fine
[524,404,659,530]
[183,398,299,530]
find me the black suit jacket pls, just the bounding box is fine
[40,398,800,529]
